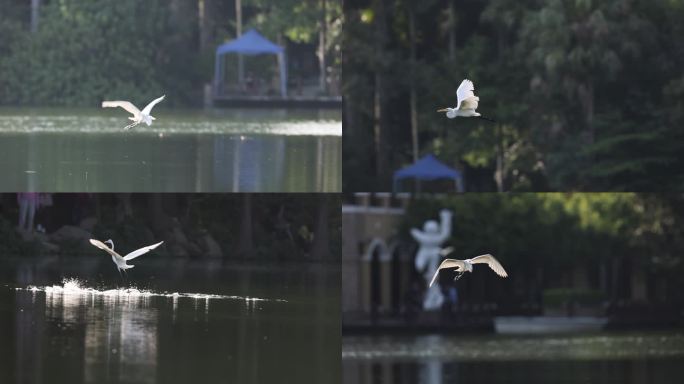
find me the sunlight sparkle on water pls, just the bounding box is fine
[17,278,285,302]
[0,115,341,136]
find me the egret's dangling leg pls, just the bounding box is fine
[453,271,465,281]
[123,121,140,130]
[478,116,497,123]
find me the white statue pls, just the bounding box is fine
[411,209,453,310]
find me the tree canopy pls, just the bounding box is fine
[343,0,684,191]
[400,193,684,303]
[0,0,341,106]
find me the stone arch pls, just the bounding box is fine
[360,238,390,315]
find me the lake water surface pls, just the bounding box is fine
[343,333,684,383]
[0,108,341,192]
[0,257,340,384]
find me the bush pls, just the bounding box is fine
[0,0,202,106]
[0,217,41,256]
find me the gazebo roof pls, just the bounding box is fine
[394,154,463,181]
[216,29,283,56]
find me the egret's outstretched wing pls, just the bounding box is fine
[455,79,476,110]
[460,96,479,111]
[429,258,466,287]
[469,254,508,277]
[102,101,141,117]
[89,239,123,259]
[141,95,165,115]
[123,241,164,261]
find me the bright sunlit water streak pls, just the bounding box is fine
[0,114,341,136]
[16,278,286,303]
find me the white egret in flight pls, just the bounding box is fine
[429,248,508,287]
[89,238,163,276]
[437,79,496,122]
[102,95,165,130]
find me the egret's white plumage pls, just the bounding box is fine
[89,238,163,275]
[429,252,508,287]
[102,95,165,130]
[437,79,495,122]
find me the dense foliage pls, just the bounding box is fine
[343,0,684,191]
[0,0,341,106]
[400,193,684,303]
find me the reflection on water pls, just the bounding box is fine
[83,295,157,383]
[343,333,684,360]
[343,334,684,384]
[14,279,283,384]
[0,109,341,192]
[1,259,340,384]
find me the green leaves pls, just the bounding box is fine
[0,0,338,107]
[0,0,170,106]
[344,0,684,191]
[401,193,684,276]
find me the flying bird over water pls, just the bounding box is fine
[89,239,163,276]
[102,95,165,130]
[429,249,508,287]
[437,79,495,122]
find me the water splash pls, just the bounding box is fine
[17,278,286,303]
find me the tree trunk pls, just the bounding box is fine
[149,194,168,234]
[373,73,385,178]
[30,0,40,33]
[495,27,505,192]
[115,194,133,224]
[238,193,254,257]
[311,195,330,259]
[448,1,456,60]
[372,0,389,179]
[578,81,595,145]
[236,0,244,86]
[408,6,419,162]
[610,257,620,302]
[198,0,209,51]
[495,123,504,192]
[318,0,328,94]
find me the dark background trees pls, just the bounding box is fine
[0,193,341,260]
[0,0,341,106]
[400,193,684,307]
[343,0,684,192]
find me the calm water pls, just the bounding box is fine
[343,333,684,383]
[0,257,340,384]
[0,108,341,192]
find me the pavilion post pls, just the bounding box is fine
[278,52,287,98]
[213,53,221,96]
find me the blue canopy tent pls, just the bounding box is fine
[214,29,287,97]
[393,154,464,192]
